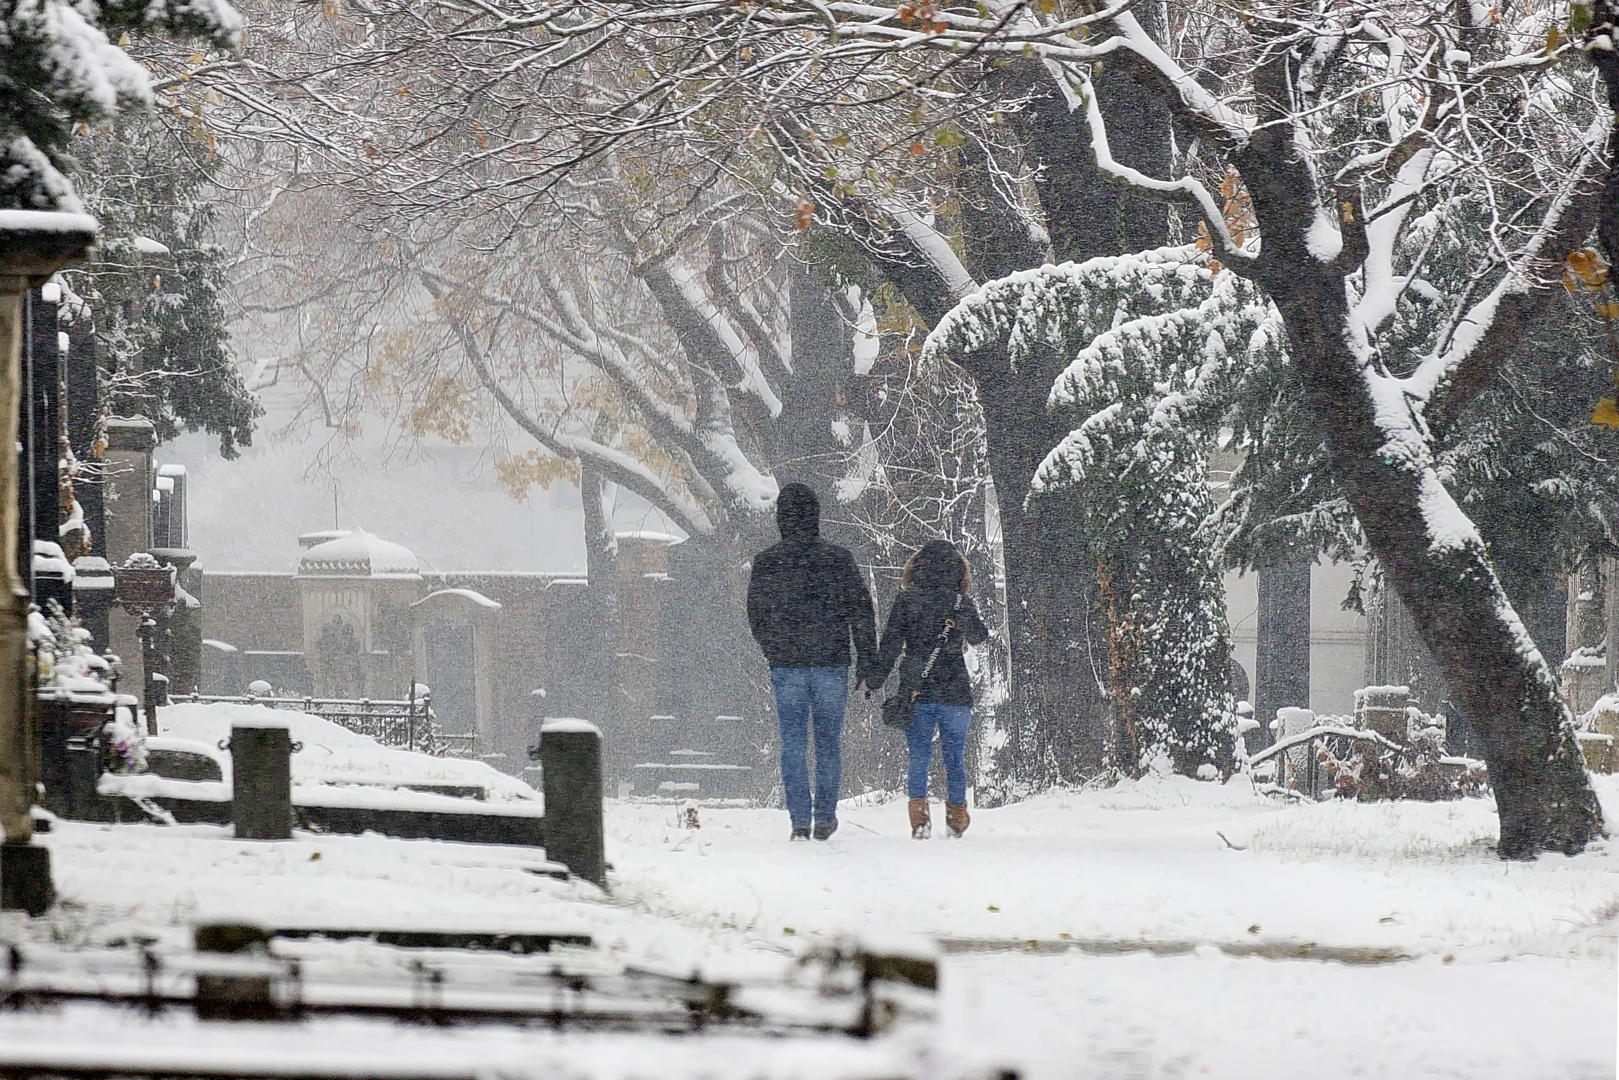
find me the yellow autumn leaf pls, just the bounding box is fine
[1566,249,1608,291]
[1597,302,1619,320]
[1592,397,1619,428]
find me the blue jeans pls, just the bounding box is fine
[769,667,849,829]
[907,703,972,804]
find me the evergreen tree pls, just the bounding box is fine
[0,0,240,211]
[928,248,1282,776]
[68,115,259,457]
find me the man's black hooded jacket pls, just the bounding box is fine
[746,483,877,672]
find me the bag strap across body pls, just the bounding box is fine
[908,592,963,703]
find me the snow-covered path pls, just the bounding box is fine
[609,778,1619,957]
[3,774,1613,1079]
[607,777,1619,1079]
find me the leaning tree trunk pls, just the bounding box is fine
[1275,279,1601,857]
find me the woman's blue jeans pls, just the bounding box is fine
[906,703,972,804]
[769,667,849,830]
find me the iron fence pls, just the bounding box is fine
[168,693,451,756]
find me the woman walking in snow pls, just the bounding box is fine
[866,539,989,839]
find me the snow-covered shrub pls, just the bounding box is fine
[31,601,112,695]
[1316,722,1486,802]
[927,248,1284,777]
[31,600,140,770]
[0,0,241,211]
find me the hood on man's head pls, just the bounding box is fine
[776,482,820,539]
[905,539,966,591]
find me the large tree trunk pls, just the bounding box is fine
[956,56,1175,785]
[975,369,1109,786]
[1274,280,1600,857]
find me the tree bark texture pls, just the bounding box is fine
[1271,278,1600,856]
[962,58,1174,784]
[846,68,1176,785]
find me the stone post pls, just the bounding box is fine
[137,615,159,735]
[0,211,97,915]
[1605,556,1619,699]
[231,720,293,840]
[539,718,605,888]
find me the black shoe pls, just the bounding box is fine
[790,827,811,842]
[812,821,838,841]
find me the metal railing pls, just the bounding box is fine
[168,693,448,756]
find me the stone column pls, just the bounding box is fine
[1253,555,1312,742]
[0,212,97,915]
[104,417,155,703]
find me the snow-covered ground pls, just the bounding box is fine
[4,767,1615,1078]
[609,778,1619,1078]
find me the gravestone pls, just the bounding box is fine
[232,720,292,840]
[539,718,605,888]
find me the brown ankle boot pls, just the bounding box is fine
[945,803,970,838]
[907,799,931,840]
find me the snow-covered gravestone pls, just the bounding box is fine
[231,716,292,841]
[538,719,604,889]
[1274,707,1316,792]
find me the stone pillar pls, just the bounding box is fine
[104,417,155,703]
[153,549,201,696]
[539,718,605,888]
[231,721,292,841]
[0,212,97,913]
[0,285,32,850]
[1254,555,1312,743]
[1560,564,1610,716]
[1363,580,1450,717]
[25,287,62,566]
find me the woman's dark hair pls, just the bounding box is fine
[901,539,971,593]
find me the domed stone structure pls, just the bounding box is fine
[299,529,421,578]
[295,529,422,698]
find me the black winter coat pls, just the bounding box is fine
[747,538,877,670]
[870,587,990,706]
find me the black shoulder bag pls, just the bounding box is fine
[881,593,963,729]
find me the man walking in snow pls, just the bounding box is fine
[747,482,876,841]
